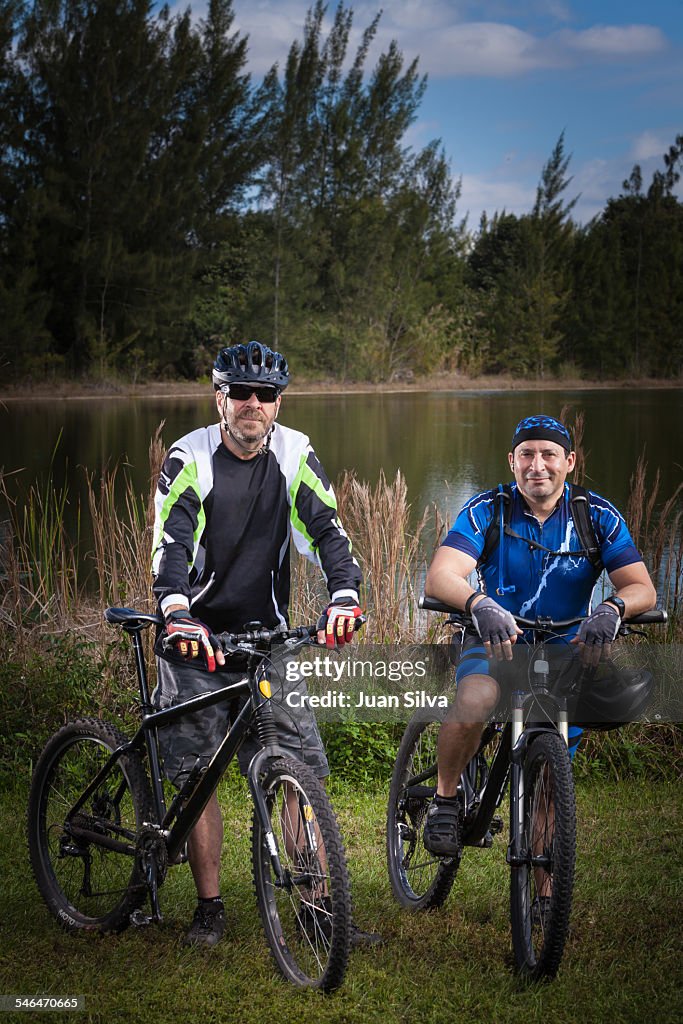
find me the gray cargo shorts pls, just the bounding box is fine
[152,655,329,785]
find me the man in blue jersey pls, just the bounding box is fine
[422,414,656,858]
[151,341,378,947]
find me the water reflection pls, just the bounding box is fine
[2,388,681,539]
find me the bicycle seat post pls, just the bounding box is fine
[128,628,153,709]
[125,623,167,816]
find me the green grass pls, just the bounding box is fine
[1,775,681,1024]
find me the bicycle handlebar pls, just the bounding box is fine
[104,607,367,647]
[216,614,367,652]
[419,594,667,627]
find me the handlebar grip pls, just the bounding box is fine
[624,609,667,624]
[419,595,457,614]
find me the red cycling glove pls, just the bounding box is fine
[164,612,219,672]
[317,601,363,648]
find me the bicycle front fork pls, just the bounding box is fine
[248,747,286,882]
[507,692,568,869]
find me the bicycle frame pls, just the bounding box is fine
[65,611,317,888]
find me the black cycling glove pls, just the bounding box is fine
[470,596,519,656]
[573,602,620,666]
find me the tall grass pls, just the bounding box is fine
[334,469,434,642]
[563,404,682,630]
[0,466,79,632]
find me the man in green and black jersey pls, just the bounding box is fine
[151,342,376,948]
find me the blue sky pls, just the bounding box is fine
[189,1,683,228]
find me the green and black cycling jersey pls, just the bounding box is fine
[151,422,361,634]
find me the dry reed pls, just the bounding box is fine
[333,469,430,642]
[561,404,587,486]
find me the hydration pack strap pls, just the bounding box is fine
[478,482,603,571]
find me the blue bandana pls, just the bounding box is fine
[511,415,571,452]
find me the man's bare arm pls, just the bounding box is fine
[606,561,657,617]
[425,546,481,611]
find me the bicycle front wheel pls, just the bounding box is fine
[386,717,459,910]
[251,758,351,991]
[27,718,153,933]
[510,731,576,981]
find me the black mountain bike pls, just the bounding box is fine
[387,596,665,981]
[28,608,356,991]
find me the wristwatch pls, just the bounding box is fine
[465,590,485,614]
[604,595,625,619]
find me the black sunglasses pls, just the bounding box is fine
[223,383,280,403]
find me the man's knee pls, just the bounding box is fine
[451,674,499,722]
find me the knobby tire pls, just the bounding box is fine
[27,718,153,933]
[510,731,576,981]
[387,717,459,910]
[251,758,351,991]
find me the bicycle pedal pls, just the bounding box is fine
[490,815,504,835]
[129,910,154,927]
[473,831,494,848]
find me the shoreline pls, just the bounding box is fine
[2,373,681,401]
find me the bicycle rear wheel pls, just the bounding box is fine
[27,718,153,933]
[386,717,459,910]
[251,758,351,991]
[510,731,576,980]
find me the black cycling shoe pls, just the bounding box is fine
[183,900,226,947]
[423,794,463,858]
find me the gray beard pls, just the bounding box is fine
[223,413,273,454]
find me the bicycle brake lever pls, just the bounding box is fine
[620,625,648,639]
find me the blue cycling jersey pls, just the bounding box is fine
[442,482,640,634]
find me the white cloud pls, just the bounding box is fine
[221,3,670,79]
[631,131,667,162]
[378,0,461,32]
[558,24,667,57]
[403,118,443,152]
[458,171,537,226]
[544,0,572,21]
[459,147,674,231]
[409,22,550,76]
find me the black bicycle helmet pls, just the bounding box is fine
[570,663,654,731]
[212,342,290,390]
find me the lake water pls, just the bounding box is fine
[2,388,681,539]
